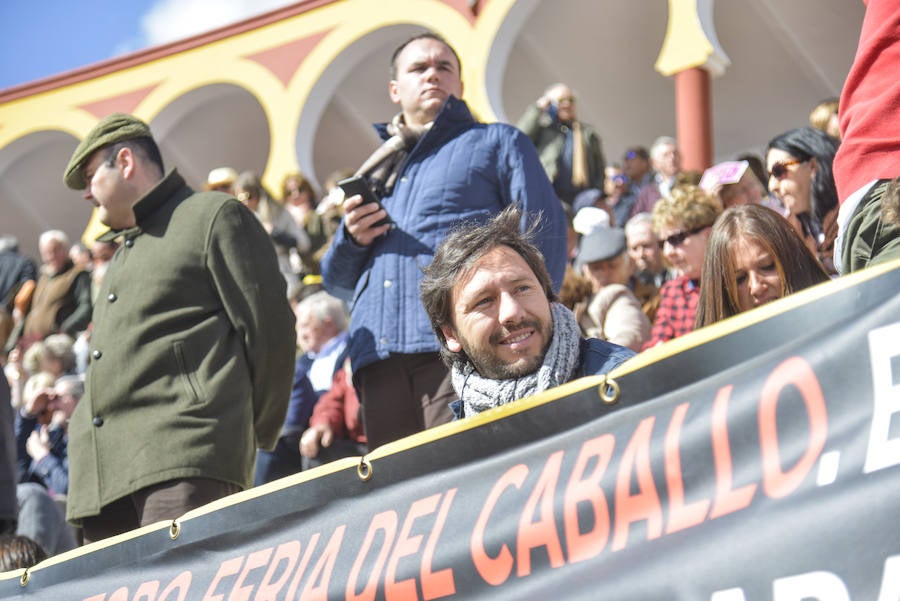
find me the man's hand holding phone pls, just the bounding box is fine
[338,177,394,247]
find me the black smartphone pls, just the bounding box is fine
[338,176,394,229]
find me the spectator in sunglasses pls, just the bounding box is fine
[643,185,722,349]
[766,127,840,275]
[622,146,653,192]
[235,171,310,299]
[695,204,831,328]
[602,165,634,227]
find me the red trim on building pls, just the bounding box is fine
[438,0,483,25]
[0,0,337,103]
[75,85,161,120]
[243,29,334,88]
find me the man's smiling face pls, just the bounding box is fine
[441,245,553,380]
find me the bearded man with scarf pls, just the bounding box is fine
[421,206,634,418]
[321,33,566,449]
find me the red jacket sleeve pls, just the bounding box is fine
[834,0,900,201]
[308,368,366,444]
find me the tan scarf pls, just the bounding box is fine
[571,121,588,188]
[355,113,431,198]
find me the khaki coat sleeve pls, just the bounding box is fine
[206,201,297,450]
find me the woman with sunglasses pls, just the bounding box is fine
[766,127,840,274]
[235,171,310,298]
[281,171,339,276]
[695,204,831,328]
[642,185,722,350]
[603,164,635,227]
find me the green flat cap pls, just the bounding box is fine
[64,113,152,190]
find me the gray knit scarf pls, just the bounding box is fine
[354,113,431,198]
[452,302,582,417]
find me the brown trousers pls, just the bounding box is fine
[81,478,240,545]
[354,352,454,450]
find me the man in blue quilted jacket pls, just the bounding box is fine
[321,32,566,449]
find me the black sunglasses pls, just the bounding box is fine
[769,158,806,180]
[658,225,709,249]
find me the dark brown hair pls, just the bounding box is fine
[281,171,318,206]
[420,205,555,366]
[766,127,839,223]
[390,32,461,79]
[0,535,47,571]
[696,204,830,327]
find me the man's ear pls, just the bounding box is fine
[441,324,462,353]
[388,80,400,105]
[117,147,137,179]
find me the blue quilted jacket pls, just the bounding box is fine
[321,97,567,372]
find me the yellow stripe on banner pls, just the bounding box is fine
[177,455,362,521]
[366,374,615,460]
[19,520,172,573]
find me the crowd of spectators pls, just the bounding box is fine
[1,16,898,571]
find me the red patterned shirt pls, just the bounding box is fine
[642,276,699,350]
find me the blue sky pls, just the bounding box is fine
[0,0,296,90]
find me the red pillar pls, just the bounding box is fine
[674,67,712,173]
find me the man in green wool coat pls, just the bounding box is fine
[62,113,296,543]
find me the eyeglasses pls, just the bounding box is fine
[768,159,806,180]
[658,225,709,249]
[82,149,119,187]
[557,96,576,104]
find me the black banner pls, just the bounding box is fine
[2,260,899,601]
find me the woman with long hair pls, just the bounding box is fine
[766,127,840,274]
[696,204,830,328]
[235,171,309,297]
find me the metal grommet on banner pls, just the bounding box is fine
[20,569,29,587]
[357,456,373,481]
[170,519,181,540]
[598,376,620,404]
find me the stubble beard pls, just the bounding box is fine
[461,318,553,381]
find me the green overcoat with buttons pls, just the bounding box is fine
[66,170,296,523]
